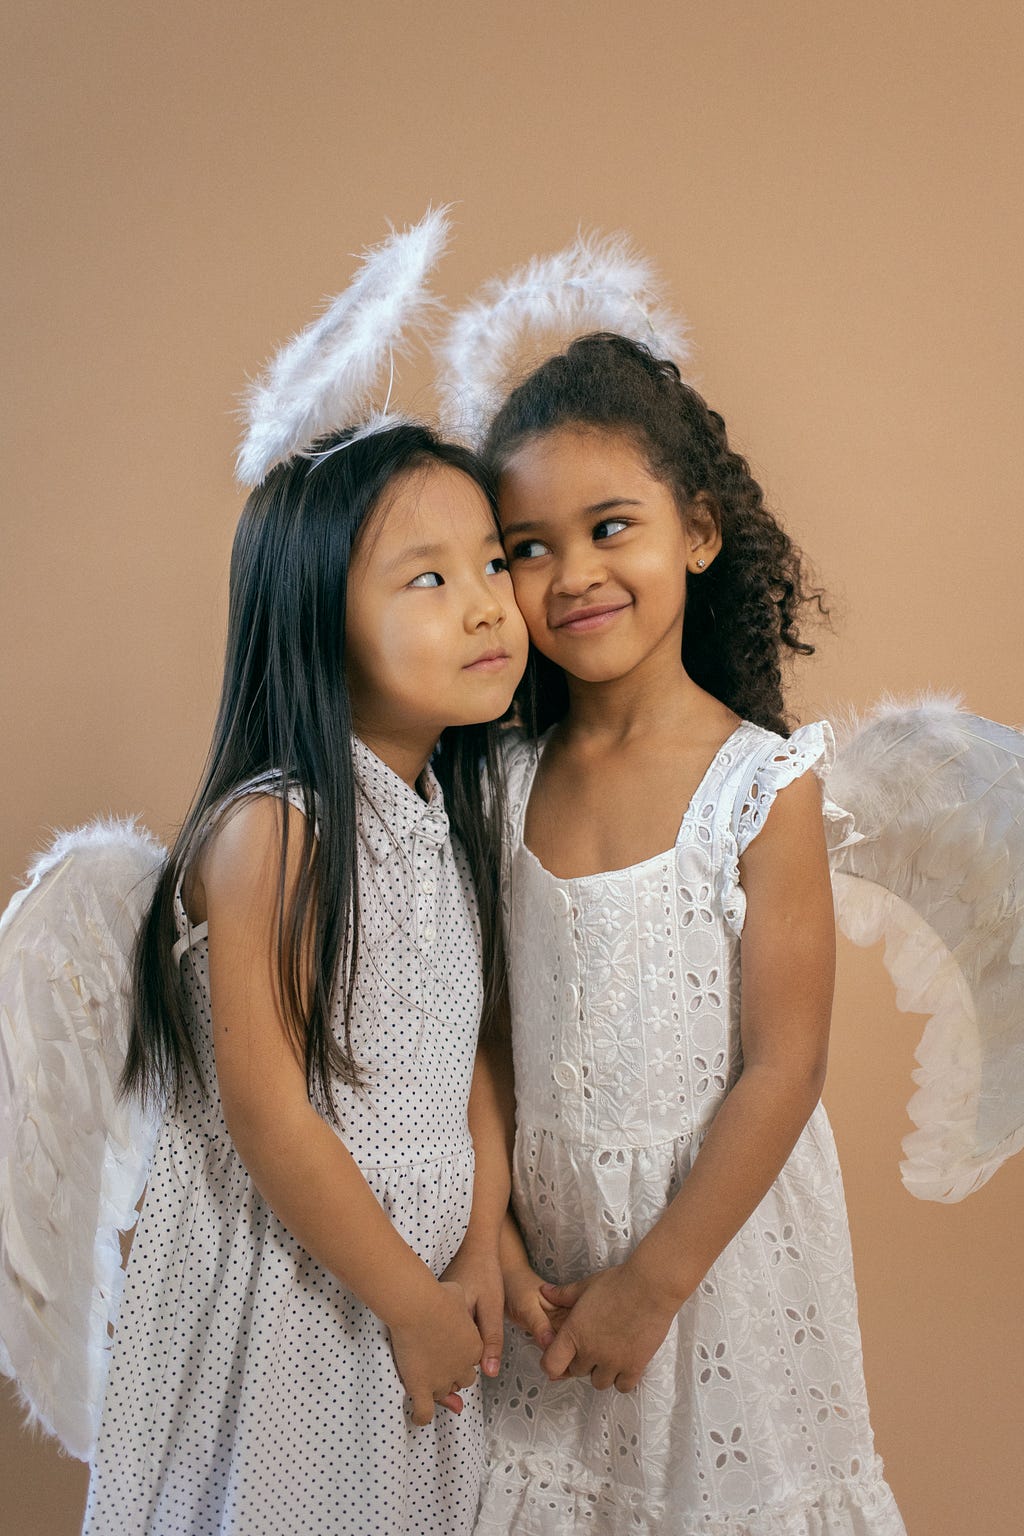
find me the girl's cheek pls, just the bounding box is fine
[509,565,539,605]
[510,577,546,638]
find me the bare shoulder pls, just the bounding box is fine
[752,764,825,830]
[739,767,829,881]
[189,795,311,921]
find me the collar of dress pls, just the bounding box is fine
[351,736,450,864]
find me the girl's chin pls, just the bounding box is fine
[542,655,637,685]
[448,688,522,728]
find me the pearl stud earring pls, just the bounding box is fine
[696,558,706,569]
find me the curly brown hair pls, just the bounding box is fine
[483,332,828,737]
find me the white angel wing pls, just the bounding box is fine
[0,819,166,1459]
[827,697,1024,1202]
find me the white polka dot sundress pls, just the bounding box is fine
[84,739,487,1535]
[477,721,907,1535]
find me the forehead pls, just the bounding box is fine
[369,461,495,552]
[498,426,657,517]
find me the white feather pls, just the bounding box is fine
[438,230,691,446]
[236,206,451,487]
[827,696,1024,1201]
[303,410,418,473]
[0,818,165,1458]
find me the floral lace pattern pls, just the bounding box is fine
[478,723,905,1535]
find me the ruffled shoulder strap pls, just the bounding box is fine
[731,720,856,858]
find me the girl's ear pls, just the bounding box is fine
[686,490,724,574]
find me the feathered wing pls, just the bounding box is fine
[826,697,1024,1202]
[236,204,451,487]
[438,230,691,447]
[0,820,166,1459]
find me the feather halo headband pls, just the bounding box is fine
[437,230,692,448]
[235,206,451,488]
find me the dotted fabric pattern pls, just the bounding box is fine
[83,740,486,1535]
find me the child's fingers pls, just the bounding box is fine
[539,1325,578,1381]
[540,1279,587,1308]
[410,1386,466,1423]
[409,1390,436,1426]
[512,1302,555,1351]
[540,1306,570,1339]
[506,1285,556,1349]
[475,1293,505,1378]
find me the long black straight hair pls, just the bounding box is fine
[123,423,509,1120]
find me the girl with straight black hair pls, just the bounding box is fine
[84,421,529,1536]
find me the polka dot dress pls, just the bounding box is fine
[83,740,486,1535]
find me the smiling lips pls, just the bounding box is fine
[550,602,631,634]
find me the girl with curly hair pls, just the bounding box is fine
[475,334,906,1533]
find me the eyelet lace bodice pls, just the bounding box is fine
[476,720,905,1536]
[503,720,853,1148]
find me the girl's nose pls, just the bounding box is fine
[466,579,505,631]
[553,547,606,597]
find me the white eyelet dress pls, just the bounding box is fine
[84,741,486,1535]
[476,721,906,1536]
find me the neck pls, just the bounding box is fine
[351,719,436,795]
[560,638,708,747]
[564,673,704,745]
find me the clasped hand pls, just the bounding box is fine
[508,1260,682,1393]
[388,1240,508,1427]
[388,1280,484,1426]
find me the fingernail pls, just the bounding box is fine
[539,1330,554,1348]
[484,1357,501,1376]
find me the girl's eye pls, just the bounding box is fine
[485,555,509,575]
[594,518,629,541]
[509,539,549,561]
[409,571,444,588]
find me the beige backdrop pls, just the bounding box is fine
[2,2,1022,1532]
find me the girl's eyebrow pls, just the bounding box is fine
[585,497,643,516]
[387,529,504,571]
[385,541,447,572]
[502,497,642,537]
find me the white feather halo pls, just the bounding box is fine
[438,230,691,448]
[236,206,451,488]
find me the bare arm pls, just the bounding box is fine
[447,996,568,1358]
[197,796,483,1423]
[541,771,836,1389]
[463,1003,516,1250]
[628,768,834,1300]
[442,1014,516,1375]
